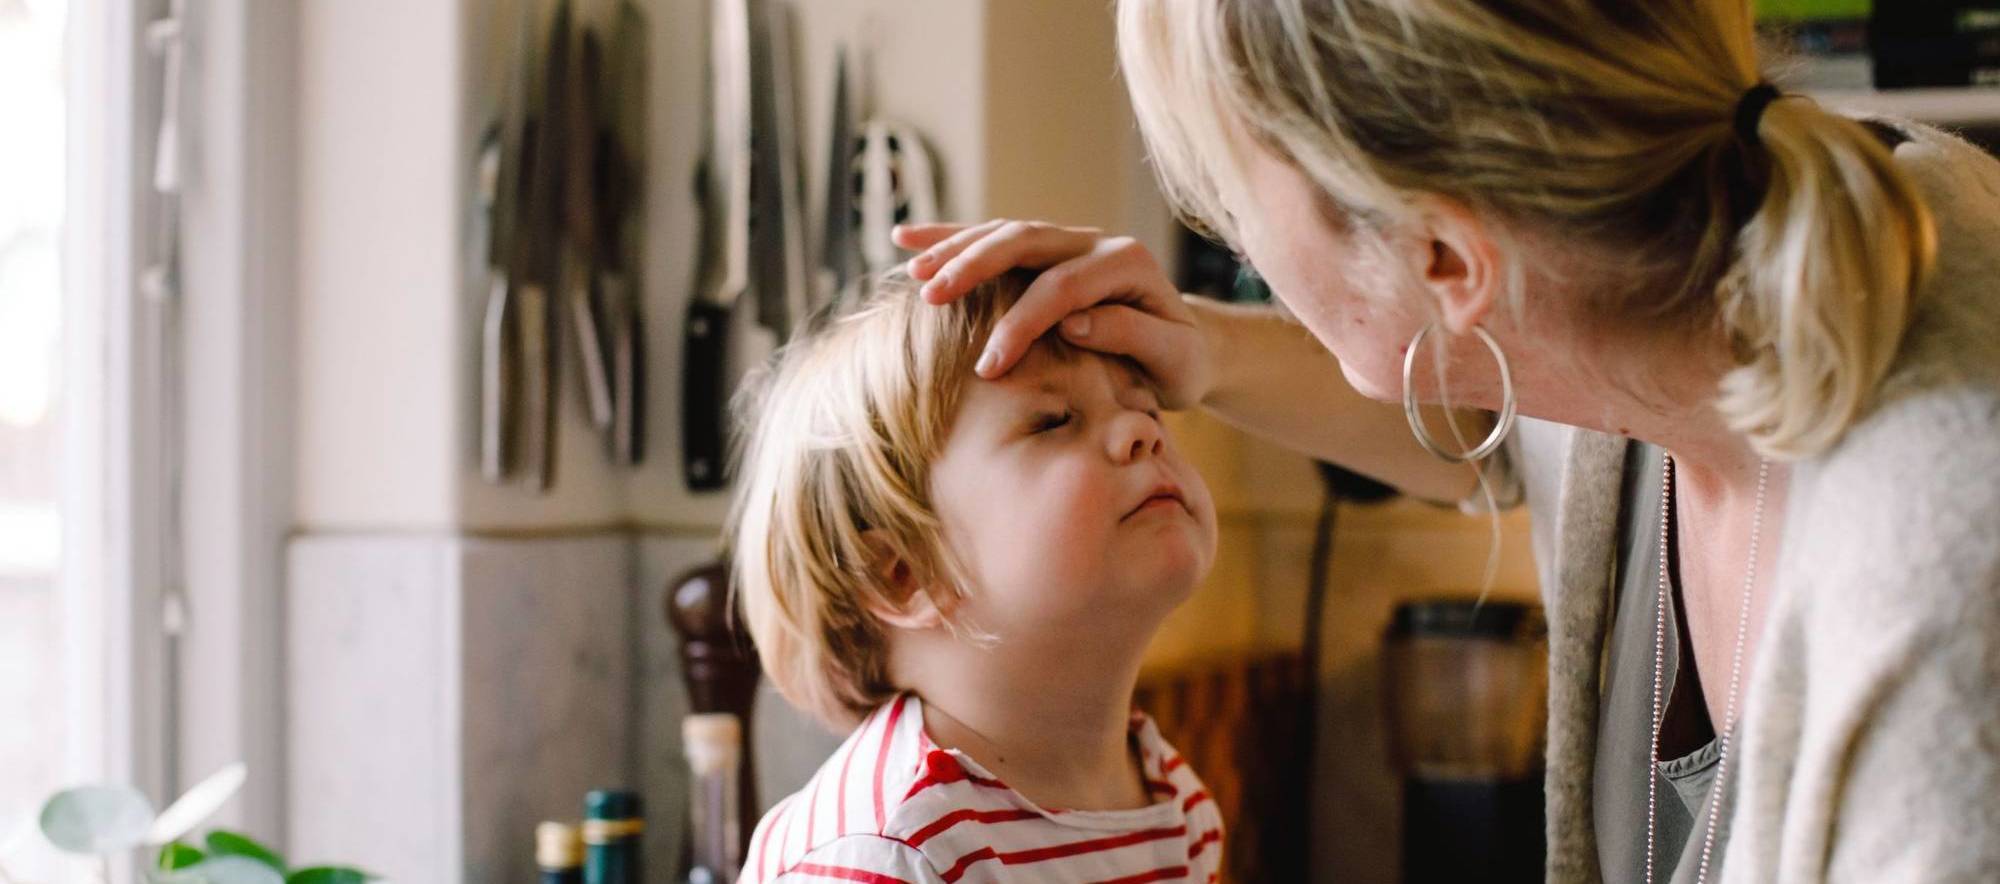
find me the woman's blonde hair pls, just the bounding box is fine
[727,269,1035,729]
[1118,0,1937,458]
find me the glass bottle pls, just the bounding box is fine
[684,713,743,884]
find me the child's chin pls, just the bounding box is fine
[1122,550,1206,606]
[1139,527,1213,580]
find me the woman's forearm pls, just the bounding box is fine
[1191,297,1483,504]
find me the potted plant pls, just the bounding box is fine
[0,764,375,884]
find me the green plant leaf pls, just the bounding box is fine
[148,855,286,884]
[149,763,247,845]
[204,830,285,874]
[39,785,155,855]
[160,841,206,870]
[286,866,377,884]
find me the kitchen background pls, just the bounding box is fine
[3,0,1993,881]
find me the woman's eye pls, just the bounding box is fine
[1030,410,1073,434]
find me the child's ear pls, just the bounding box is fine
[860,531,950,631]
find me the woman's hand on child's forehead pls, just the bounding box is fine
[893,222,1215,412]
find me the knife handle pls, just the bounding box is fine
[683,299,732,491]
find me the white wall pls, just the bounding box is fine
[293,0,1163,534]
[295,0,462,530]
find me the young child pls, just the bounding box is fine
[728,268,1226,883]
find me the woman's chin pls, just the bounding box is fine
[1339,357,1401,403]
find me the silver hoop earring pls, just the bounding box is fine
[1401,322,1517,463]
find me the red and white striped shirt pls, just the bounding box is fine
[740,694,1226,883]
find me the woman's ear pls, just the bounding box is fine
[1409,195,1502,336]
[859,531,949,631]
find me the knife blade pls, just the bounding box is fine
[477,125,515,483]
[748,0,808,342]
[817,45,857,312]
[771,2,811,333]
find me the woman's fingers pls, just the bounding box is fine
[975,237,1181,377]
[1057,304,1210,409]
[896,220,1102,302]
[925,222,1106,304]
[897,219,1203,397]
[897,220,1004,282]
[890,222,964,252]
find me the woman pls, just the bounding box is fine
[892,1,2000,882]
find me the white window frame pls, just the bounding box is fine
[63,0,172,824]
[166,0,294,843]
[61,0,295,867]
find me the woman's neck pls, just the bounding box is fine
[1483,229,1777,489]
[1619,397,1769,497]
[1517,304,1770,491]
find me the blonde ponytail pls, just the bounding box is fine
[1119,0,1938,458]
[1717,98,1936,459]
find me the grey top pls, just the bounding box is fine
[1495,117,2000,883]
[1593,442,1736,883]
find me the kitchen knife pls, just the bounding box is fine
[563,29,614,431]
[684,0,752,491]
[479,0,538,484]
[603,0,648,467]
[513,0,573,494]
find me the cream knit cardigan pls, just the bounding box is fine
[1507,119,2000,883]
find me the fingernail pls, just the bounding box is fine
[1063,314,1092,337]
[976,349,999,376]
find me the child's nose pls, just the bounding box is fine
[1107,412,1165,463]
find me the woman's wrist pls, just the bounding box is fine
[1181,293,1231,409]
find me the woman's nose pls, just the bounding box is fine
[1107,411,1165,464]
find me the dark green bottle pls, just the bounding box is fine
[536,822,583,884]
[583,789,644,884]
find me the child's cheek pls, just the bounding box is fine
[1012,462,1107,577]
[1043,458,1117,527]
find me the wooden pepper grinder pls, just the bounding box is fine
[665,558,761,864]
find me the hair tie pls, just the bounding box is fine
[1734,83,1782,148]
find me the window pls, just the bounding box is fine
[0,0,185,878]
[0,0,80,878]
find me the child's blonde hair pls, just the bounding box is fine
[1118,0,1936,460]
[727,269,1039,729]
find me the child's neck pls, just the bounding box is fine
[906,644,1153,812]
